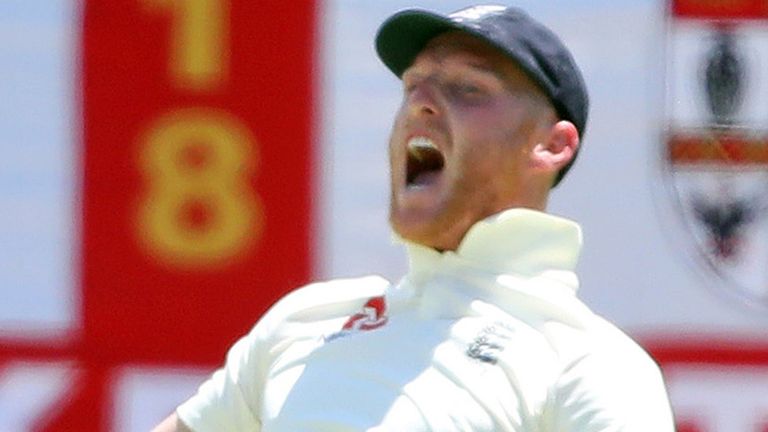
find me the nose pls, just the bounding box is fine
[405,82,440,118]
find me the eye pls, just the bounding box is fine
[402,77,422,96]
[449,80,486,99]
[402,69,425,93]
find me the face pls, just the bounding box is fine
[388,31,558,251]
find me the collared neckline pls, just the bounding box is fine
[400,208,582,286]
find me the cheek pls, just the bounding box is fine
[455,131,528,190]
[455,146,505,190]
[388,112,407,157]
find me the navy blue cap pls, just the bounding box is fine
[375,5,589,186]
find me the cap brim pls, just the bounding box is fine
[375,10,460,78]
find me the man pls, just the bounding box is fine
[155,4,675,431]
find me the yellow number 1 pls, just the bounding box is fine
[143,0,228,91]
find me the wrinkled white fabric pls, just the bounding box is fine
[177,209,675,431]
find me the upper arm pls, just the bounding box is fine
[174,338,263,431]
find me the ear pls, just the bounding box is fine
[531,120,579,172]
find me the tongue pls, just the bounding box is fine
[409,170,441,187]
[407,146,444,187]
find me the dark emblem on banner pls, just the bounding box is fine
[663,3,768,309]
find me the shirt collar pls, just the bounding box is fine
[401,208,582,285]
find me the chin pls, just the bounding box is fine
[390,213,461,251]
[390,214,432,245]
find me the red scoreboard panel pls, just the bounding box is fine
[82,0,316,367]
[0,1,316,430]
[672,0,768,19]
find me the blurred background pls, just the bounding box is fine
[1,0,768,430]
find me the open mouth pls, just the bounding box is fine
[406,137,445,186]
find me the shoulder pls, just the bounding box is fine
[552,313,666,389]
[545,316,674,430]
[583,316,663,376]
[176,276,392,431]
[242,274,392,347]
[261,275,391,326]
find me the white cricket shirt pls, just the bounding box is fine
[177,209,675,431]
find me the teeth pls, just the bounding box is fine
[407,137,438,160]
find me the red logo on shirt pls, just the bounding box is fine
[342,296,388,331]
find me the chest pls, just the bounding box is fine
[260,314,553,431]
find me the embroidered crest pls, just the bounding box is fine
[449,5,506,22]
[342,296,388,331]
[325,296,388,343]
[662,10,768,309]
[466,324,513,365]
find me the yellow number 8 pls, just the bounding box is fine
[137,109,261,269]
